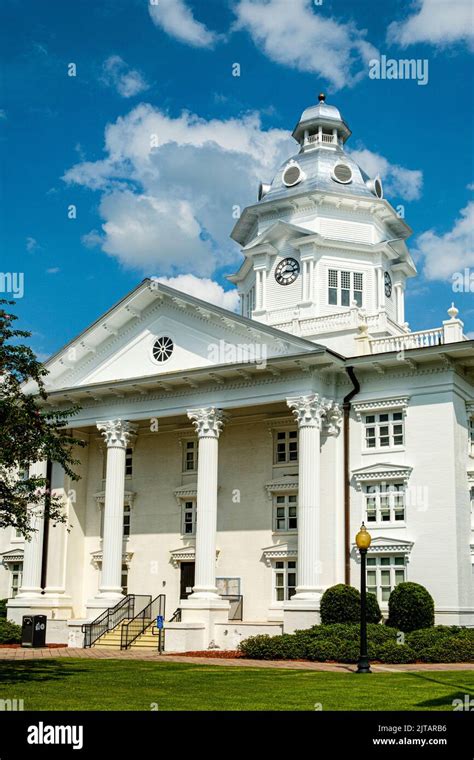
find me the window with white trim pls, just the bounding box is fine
[182,439,198,472]
[274,429,298,464]
[365,482,405,524]
[11,562,22,598]
[125,448,133,477]
[274,494,298,531]
[103,447,133,478]
[366,555,406,603]
[100,504,131,539]
[182,500,197,536]
[469,418,474,457]
[328,269,363,307]
[121,564,128,596]
[364,411,404,449]
[274,560,297,601]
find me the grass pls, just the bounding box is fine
[0,659,473,711]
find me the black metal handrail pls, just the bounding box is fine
[82,594,138,648]
[220,594,243,621]
[169,608,181,622]
[121,594,166,649]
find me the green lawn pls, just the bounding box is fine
[0,659,473,711]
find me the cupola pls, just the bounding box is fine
[292,93,352,150]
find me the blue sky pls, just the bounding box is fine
[1,0,473,358]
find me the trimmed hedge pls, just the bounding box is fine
[238,623,474,664]
[387,582,434,632]
[320,584,382,625]
[0,619,22,644]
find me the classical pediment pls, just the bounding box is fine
[352,535,414,556]
[352,463,413,486]
[35,280,320,392]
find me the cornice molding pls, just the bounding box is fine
[352,397,410,421]
[262,543,298,566]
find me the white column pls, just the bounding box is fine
[286,394,329,600]
[96,419,137,600]
[17,460,48,598]
[186,408,226,600]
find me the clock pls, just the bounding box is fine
[384,271,392,298]
[275,257,300,286]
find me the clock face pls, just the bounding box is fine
[384,271,392,298]
[275,257,300,286]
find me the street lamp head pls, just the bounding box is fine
[356,522,372,551]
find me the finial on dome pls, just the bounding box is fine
[318,93,326,103]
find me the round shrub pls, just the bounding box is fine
[320,584,360,624]
[366,593,382,624]
[377,642,416,664]
[0,619,21,644]
[387,582,434,632]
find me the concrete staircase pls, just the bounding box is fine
[92,620,132,649]
[92,618,160,650]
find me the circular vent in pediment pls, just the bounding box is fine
[152,336,174,363]
[332,163,352,183]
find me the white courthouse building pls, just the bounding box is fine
[3,95,474,650]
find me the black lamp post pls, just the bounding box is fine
[356,523,372,674]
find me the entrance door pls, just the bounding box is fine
[180,562,195,599]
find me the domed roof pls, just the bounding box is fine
[260,146,376,204]
[292,93,351,143]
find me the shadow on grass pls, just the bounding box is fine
[0,660,87,686]
[403,671,474,709]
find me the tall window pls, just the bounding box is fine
[103,448,133,478]
[365,483,405,523]
[274,494,298,531]
[100,505,131,538]
[274,560,297,601]
[274,429,298,464]
[123,505,131,538]
[364,411,404,449]
[182,500,197,535]
[328,269,363,307]
[245,286,255,317]
[121,564,128,596]
[366,555,406,603]
[182,440,198,472]
[11,562,22,598]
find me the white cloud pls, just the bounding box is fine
[148,0,218,48]
[233,0,378,90]
[46,267,60,274]
[154,274,239,311]
[349,147,423,201]
[64,104,294,275]
[101,55,149,98]
[26,237,39,252]
[414,202,474,280]
[388,0,474,49]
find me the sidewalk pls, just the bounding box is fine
[0,646,472,672]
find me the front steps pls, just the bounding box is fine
[92,619,157,649]
[92,620,132,649]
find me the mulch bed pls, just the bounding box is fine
[165,650,243,658]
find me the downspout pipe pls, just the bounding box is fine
[343,367,360,584]
[40,460,52,593]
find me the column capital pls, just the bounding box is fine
[187,407,227,439]
[287,394,330,429]
[325,403,343,436]
[97,419,137,448]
